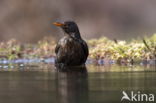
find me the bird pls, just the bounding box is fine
[53,21,89,68]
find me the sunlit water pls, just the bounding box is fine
[0,61,155,103]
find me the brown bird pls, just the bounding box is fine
[53,21,88,68]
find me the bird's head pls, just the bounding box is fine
[53,21,81,39]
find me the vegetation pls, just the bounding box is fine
[89,34,156,64]
[0,37,56,60]
[0,34,156,64]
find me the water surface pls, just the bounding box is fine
[0,64,155,103]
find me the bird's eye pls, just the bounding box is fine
[63,24,68,28]
[67,23,71,27]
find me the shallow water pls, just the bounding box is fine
[0,64,155,103]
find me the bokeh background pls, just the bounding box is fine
[0,0,156,43]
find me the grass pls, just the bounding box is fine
[0,34,156,64]
[89,34,156,64]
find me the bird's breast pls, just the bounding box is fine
[59,37,84,56]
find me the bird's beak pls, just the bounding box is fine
[53,22,64,27]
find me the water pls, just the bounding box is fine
[0,64,155,103]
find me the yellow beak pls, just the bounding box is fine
[53,22,64,27]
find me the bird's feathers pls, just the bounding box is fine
[55,36,88,66]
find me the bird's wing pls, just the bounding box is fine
[55,42,60,54]
[55,43,66,63]
[81,40,89,60]
[55,38,69,64]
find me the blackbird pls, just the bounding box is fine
[53,21,88,67]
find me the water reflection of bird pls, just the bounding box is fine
[53,21,88,68]
[56,66,88,103]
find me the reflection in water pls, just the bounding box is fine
[0,65,155,103]
[56,66,88,103]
